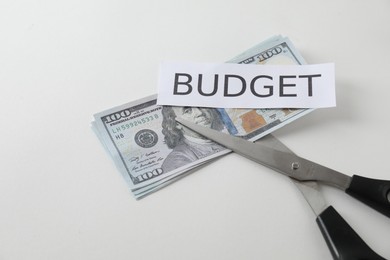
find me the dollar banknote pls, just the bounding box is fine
[92,35,313,199]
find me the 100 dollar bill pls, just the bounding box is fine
[92,35,313,199]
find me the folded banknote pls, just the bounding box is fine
[92,35,313,199]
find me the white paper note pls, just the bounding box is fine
[157,61,336,108]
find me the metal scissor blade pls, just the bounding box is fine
[256,136,328,216]
[176,118,351,189]
[255,134,294,154]
[176,118,299,179]
[292,180,328,216]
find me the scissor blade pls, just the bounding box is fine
[176,118,299,179]
[292,180,328,216]
[255,134,294,154]
[255,137,328,215]
[176,118,351,189]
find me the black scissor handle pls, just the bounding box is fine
[317,206,386,260]
[346,175,390,218]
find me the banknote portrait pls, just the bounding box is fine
[161,106,226,172]
[93,36,312,198]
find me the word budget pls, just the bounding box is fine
[173,73,322,98]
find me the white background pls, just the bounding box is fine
[1,0,389,259]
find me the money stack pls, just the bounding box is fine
[91,35,312,199]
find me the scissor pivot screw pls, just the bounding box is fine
[292,162,300,170]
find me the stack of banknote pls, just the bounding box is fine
[91,35,313,199]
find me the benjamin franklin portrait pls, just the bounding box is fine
[161,106,226,172]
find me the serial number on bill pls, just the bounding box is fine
[111,114,159,133]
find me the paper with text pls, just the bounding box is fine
[157,62,336,108]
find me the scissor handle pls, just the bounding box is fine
[345,175,390,218]
[317,206,386,260]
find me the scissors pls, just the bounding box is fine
[176,118,390,260]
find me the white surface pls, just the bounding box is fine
[1,0,390,259]
[157,62,336,108]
